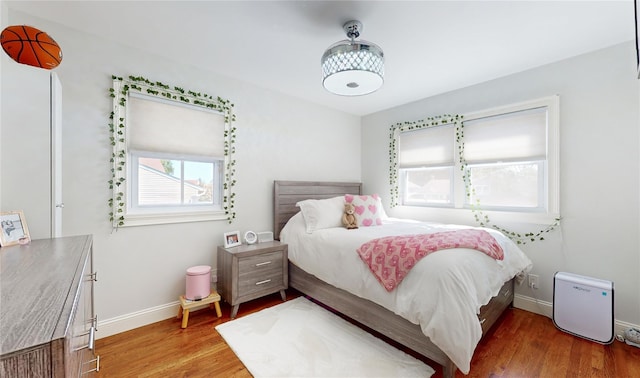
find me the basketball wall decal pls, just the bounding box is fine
[1,25,62,69]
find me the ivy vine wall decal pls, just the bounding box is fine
[389,114,559,245]
[108,75,237,229]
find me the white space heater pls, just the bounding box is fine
[553,271,614,344]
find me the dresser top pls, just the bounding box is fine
[0,235,93,356]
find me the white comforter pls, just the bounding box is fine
[280,214,533,374]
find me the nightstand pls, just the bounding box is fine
[217,241,288,318]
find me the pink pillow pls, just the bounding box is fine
[345,194,383,227]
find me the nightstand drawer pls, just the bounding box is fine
[238,251,284,275]
[238,251,284,296]
[238,270,284,295]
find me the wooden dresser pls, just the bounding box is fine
[0,235,98,377]
[217,241,288,318]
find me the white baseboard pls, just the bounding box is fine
[98,292,639,342]
[97,274,219,339]
[96,299,214,339]
[514,294,639,341]
[96,301,180,339]
[513,293,553,318]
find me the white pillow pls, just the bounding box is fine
[296,196,345,233]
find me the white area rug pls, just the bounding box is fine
[215,297,434,377]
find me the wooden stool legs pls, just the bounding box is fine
[177,291,222,328]
[210,301,222,318]
[177,306,190,329]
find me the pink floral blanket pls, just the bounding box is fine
[356,229,504,291]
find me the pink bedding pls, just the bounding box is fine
[357,229,504,291]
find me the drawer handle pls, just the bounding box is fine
[255,279,272,286]
[255,261,272,267]
[479,318,486,325]
[503,289,511,297]
[89,326,96,351]
[74,326,96,352]
[82,355,100,374]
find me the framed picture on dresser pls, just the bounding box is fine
[223,230,241,248]
[0,210,30,246]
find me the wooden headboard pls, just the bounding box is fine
[273,180,362,240]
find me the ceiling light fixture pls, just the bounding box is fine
[321,20,384,96]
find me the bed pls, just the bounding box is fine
[273,180,533,377]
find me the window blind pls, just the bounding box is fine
[128,95,225,158]
[398,124,455,168]
[463,107,547,164]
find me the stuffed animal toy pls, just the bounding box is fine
[342,203,358,229]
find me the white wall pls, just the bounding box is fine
[362,42,640,327]
[1,61,53,238]
[3,8,638,339]
[1,11,361,336]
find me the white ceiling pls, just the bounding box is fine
[5,1,635,116]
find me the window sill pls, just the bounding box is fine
[392,205,560,226]
[119,210,228,227]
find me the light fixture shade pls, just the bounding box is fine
[321,20,384,96]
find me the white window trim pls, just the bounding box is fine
[392,95,560,225]
[125,152,225,226]
[109,76,236,229]
[121,210,228,227]
[462,95,560,220]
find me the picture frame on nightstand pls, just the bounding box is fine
[223,230,241,248]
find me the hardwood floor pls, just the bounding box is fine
[95,289,640,377]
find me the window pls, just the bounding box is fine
[463,106,548,211]
[109,76,236,228]
[393,96,559,222]
[399,123,455,207]
[130,153,222,207]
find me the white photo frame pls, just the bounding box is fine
[0,210,31,247]
[223,230,241,248]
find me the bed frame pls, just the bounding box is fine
[273,180,514,378]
